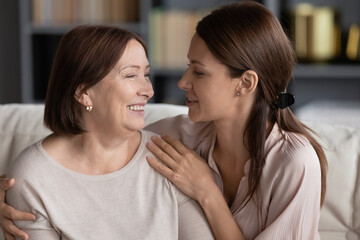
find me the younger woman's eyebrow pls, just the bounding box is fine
[189,60,206,66]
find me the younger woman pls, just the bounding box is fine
[146,2,327,239]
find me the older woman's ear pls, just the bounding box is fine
[74,85,92,109]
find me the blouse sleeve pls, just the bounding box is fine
[255,141,322,239]
[145,115,215,154]
[145,114,197,140]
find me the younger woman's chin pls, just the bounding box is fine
[188,112,202,123]
[137,123,145,131]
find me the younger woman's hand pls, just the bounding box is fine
[0,177,36,240]
[146,135,218,202]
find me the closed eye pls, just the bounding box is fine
[125,74,136,79]
[187,63,205,76]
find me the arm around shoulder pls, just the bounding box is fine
[6,146,60,240]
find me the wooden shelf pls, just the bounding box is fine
[29,22,144,35]
[293,64,360,79]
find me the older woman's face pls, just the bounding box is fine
[88,39,153,136]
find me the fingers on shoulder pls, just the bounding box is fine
[0,179,15,192]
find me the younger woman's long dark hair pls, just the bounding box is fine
[196,1,327,209]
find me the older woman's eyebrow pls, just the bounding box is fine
[112,64,150,77]
[121,64,151,70]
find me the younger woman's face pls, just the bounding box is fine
[178,34,240,123]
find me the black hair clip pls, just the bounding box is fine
[277,92,295,109]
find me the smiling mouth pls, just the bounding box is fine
[187,97,198,103]
[127,105,144,111]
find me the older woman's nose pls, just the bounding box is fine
[138,80,154,99]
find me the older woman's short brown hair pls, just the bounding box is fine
[44,25,147,135]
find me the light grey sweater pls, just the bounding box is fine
[7,130,214,240]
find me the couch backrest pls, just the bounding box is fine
[306,122,360,240]
[0,103,359,239]
[0,104,51,173]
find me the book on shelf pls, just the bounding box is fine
[31,0,139,26]
[111,0,139,23]
[290,3,341,62]
[52,0,73,24]
[346,23,360,61]
[149,9,206,70]
[32,0,53,25]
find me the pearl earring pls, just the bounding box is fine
[236,92,240,96]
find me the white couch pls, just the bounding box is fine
[0,103,359,240]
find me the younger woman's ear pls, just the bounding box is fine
[236,70,258,95]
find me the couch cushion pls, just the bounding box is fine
[296,100,360,129]
[307,122,360,240]
[0,104,51,174]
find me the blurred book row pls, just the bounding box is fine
[31,0,139,25]
[149,4,360,69]
[149,8,207,69]
[288,3,360,63]
[31,1,360,65]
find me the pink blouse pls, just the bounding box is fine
[146,114,321,240]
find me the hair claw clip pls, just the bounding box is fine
[277,92,295,109]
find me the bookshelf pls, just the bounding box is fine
[279,0,360,108]
[18,0,150,103]
[149,0,360,106]
[14,0,360,105]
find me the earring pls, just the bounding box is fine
[236,92,240,96]
[86,106,93,111]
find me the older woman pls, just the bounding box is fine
[4,25,213,240]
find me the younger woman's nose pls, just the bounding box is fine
[178,69,192,90]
